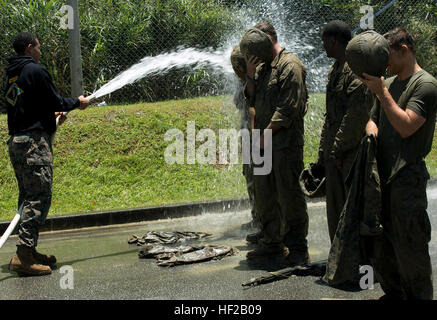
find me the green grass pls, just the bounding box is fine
[0,94,436,222]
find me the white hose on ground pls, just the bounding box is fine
[0,213,21,249]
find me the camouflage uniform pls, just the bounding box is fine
[249,49,309,253]
[370,69,437,300]
[318,61,373,242]
[7,130,53,248]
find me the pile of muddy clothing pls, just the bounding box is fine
[128,231,211,245]
[128,231,236,267]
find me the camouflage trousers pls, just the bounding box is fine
[253,147,309,252]
[7,130,53,248]
[373,161,433,300]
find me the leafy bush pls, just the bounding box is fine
[0,0,243,111]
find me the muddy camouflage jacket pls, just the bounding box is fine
[247,49,308,150]
[323,134,382,286]
[318,62,373,168]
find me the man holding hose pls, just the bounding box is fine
[3,32,89,276]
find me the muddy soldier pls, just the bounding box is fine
[318,21,374,242]
[241,23,310,266]
[4,32,89,276]
[361,28,437,300]
[230,45,259,234]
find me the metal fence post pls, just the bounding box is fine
[67,0,83,97]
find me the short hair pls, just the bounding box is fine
[383,27,416,54]
[254,21,277,43]
[322,20,352,46]
[13,32,37,55]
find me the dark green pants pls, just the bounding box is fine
[8,130,53,248]
[253,147,308,252]
[325,156,354,242]
[374,162,433,300]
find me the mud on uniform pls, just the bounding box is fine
[370,69,437,300]
[318,61,374,241]
[3,55,80,248]
[247,49,309,253]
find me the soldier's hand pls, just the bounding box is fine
[55,112,68,126]
[358,73,386,98]
[78,95,90,110]
[244,54,262,79]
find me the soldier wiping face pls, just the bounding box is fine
[230,45,247,81]
[239,28,274,65]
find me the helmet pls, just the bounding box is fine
[346,30,390,77]
[239,28,274,63]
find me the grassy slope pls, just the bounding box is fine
[0,94,436,221]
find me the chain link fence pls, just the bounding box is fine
[1,0,436,112]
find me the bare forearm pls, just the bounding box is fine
[378,88,425,138]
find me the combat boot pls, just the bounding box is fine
[286,250,310,267]
[9,245,52,276]
[32,247,57,267]
[246,244,288,260]
[245,231,262,244]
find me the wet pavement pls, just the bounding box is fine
[1,185,437,300]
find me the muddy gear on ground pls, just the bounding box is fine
[246,243,289,260]
[370,70,437,184]
[32,247,56,267]
[323,134,382,286]
[286,250,311,267]
[318,61,374,242]
[239,28,274,63]
[7,130,53,248]
[242,260,327,287]
[345,30,389,77]
[156,245,236,267]
[230,45,247,74]
[299,162,326,198]
[128,231,211,245]
[9,245,52,276]
[138,244,204,259]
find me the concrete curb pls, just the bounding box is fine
[0,198,251,235]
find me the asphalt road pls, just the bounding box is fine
[1,185,437,301]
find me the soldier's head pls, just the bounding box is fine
[13,32,41,63]
[230,45,247,81]
[239,28,274,64]
[383,27,416,76]
[254,21,278,44]
[322,20,352,58]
